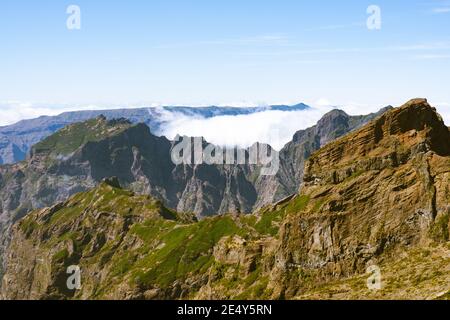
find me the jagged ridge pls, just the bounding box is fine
[1,99,449,300]
[0,106,390,275]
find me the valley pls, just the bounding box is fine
[0,98,448,300]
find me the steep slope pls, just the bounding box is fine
[295,243,450,300]
[1,98,448,300]
[0,103,309,164]
[0,118,138,276]
[1,177,307,299]
[0,116,265,275]
[1,180,197,299]
[273,98,450,298]
[254,107,391,207]
[0,107,390,276]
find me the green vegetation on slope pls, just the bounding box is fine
[13,181,264,299]
[131,216,244,288]
[252,195,310,236]
[32,117,131,156]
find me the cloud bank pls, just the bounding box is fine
[156,101,450,151]
[157,107,328,151]
[1,101,448,152]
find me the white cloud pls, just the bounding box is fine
[157,108,328,151]
[315,98,332,107]
[304,22,365,31]
[2,100,448,151]
[335,102,383,115]
[154,34,289,49]
[432,7,450,13]
[412,54,450,60]
[238,41,450,58]
[155,98,450,151]
[0,101,329,150]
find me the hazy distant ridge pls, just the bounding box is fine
[0,103,309,164]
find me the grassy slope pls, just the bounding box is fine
[32,117,131,156]
[13,179,450,300]
[14,184,314,299]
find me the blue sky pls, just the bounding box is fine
[1,0,450,123]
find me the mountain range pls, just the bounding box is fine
[0,104,389,277]
[0,98,448,299]
[0,103,309,164]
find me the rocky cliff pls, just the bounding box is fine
[258,107,392,207]
[0,107,387,277]
[272,98,450,298]
[1,99,448,300]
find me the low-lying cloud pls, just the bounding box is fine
[156,102,450,151]
[1,101,449,151]
[157,107,329,150]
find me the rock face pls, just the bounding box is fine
[0,103,310,164]
[0,116,262,275]
[0,107,388,276]
[258,107,392,207]
[1,98,448,300]
[1,183,196,300]
[273,98,450,297]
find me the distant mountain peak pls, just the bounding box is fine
[0,103,311,164]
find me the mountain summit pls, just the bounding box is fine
[1,99,448,300]
[0,105,393,279]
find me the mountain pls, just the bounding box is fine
[0,106,389,273]
[1,99,448,300]
[0,106,389,277]
[258,106,392,207]
[0,103,310,164]
[274,98,450,298]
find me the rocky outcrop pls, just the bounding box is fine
[1,99,448,300]
[272,98,450,297]
[257,107,391,207]
[0,183,196,300]
[0,107,389,278]
[0,181,280,300]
